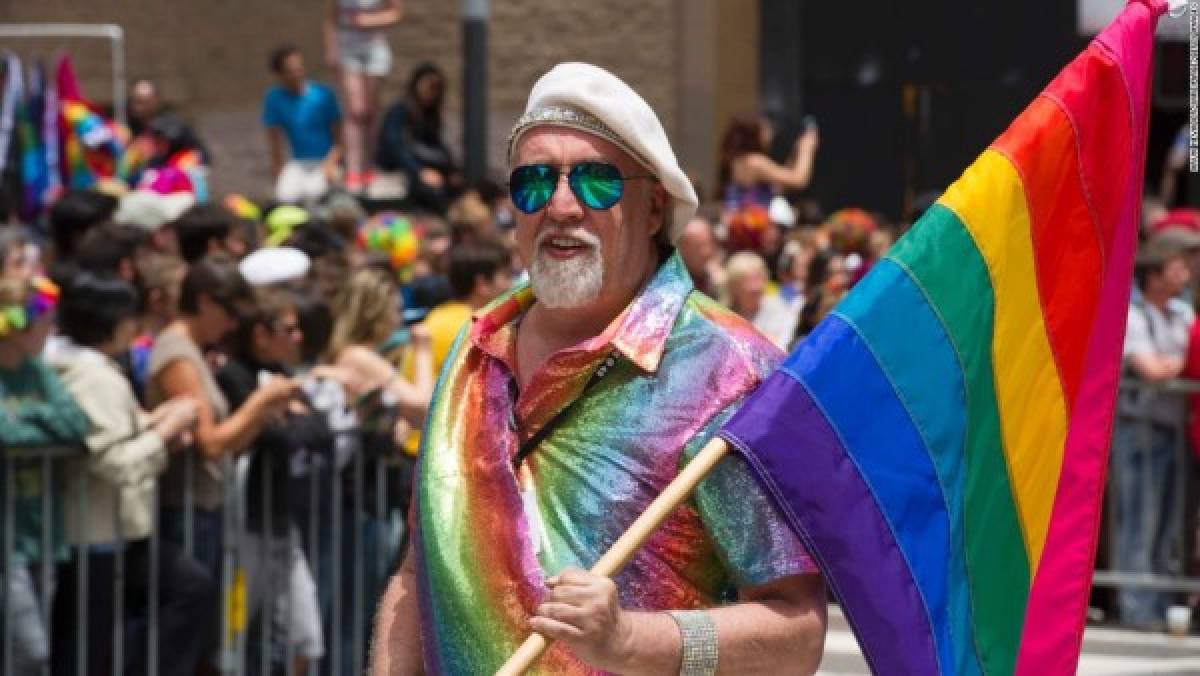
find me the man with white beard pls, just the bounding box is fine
[370,63,826,676]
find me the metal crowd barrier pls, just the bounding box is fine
[1,443,85,676]
[1,427,409,676]
[10,377,1200,674]
[1093,377,1200,608]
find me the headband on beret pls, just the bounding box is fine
[507,105,656,176]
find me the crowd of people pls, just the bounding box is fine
[1,8,1199,676]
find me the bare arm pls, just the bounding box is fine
[712,573,827,673]
[323,122,344,179]
[266,126,286,179]
[746,127,819,191]
[400,325,435,414]
[532,569,826,675]
[335,346,432,426]
[348,0,403,29]
[369,544,424,675]
[1128,353,1185,383]
[155,360,293,460]
[1161,165,1180,207]
[1161,134,1188,205]
[322,0,341,68]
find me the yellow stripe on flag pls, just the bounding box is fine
[939,148,1068,571]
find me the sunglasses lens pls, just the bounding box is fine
[570,162,624,210]
[509,165,557,214]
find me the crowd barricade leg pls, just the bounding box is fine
[184,450,194,560]
[282,513,294,676]
[331,447,342,676]
[227,453,247,676]
[40,454,53,676]
[307,459,319,676]
[76,455,88,676]
[4,453,15,676]
[261,460,272,676]
[148,484,160,676]
[375,457,386,604]
[352,447,365,676]
[113,491,124,676]
[1172,407,1188,579]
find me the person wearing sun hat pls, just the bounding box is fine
[371,62,826,676]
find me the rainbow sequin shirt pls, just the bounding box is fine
[414,253,816,674]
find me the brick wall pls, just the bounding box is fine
[1,1,694,201]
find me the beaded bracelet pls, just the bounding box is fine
[667,610,718,676]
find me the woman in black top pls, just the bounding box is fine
[375,63,462,213]
[215,287,331,674]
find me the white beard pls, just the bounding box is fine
[530,228,604,309]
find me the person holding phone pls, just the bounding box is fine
[718,115,819,256]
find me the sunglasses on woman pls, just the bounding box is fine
[508,161,655,214]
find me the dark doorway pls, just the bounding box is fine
[757,1,1199,221]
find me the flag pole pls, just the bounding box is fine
[494,436,732,676]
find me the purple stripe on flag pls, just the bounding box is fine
[722,372,938,676]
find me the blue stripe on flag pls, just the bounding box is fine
[836,259,981,676]
[785,315,954,674]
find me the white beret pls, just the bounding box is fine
[507,62,698,244]
[238,246,311,287]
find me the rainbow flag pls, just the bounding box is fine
[719,1,1163,673]
[61,100,125,190]
[18,65,50,222]
[55,56,125,190]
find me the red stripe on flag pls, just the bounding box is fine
[993,96,1103,412]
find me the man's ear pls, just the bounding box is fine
[647,183,668,238]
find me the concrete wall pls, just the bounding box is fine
[1,0,755,201]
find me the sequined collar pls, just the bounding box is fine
[469,251,694,375]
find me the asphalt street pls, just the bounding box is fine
[817,607,1200,675]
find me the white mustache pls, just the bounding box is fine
[535,227,602,251]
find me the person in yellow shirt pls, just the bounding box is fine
[403,239,512,454]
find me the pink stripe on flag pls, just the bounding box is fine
[1016,1,1161,671]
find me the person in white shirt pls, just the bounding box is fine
[1112,238,1195,630]
[723,250,801,350]
[47,271,213,676]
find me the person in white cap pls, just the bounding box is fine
[113,189,195,255]
[238,246,312,287]
[370,62,826,676]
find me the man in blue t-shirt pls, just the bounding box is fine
[262,46,343,203]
